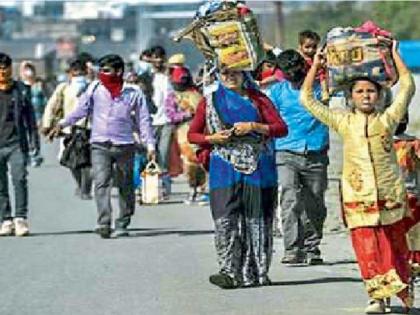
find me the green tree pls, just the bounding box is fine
[271,1,420,50]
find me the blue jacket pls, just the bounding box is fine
[266,80,329,153]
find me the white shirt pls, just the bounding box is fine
[151,72,172,126]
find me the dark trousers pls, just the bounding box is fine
[91,143,135,229]
[276,150,328,257]
[71,166,92,195]
[0,143,28,221]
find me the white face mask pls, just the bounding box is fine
[136,60,152,76]
[70,76,88,95]
[23,68,34,78]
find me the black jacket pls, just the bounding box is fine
[9,81,40,154]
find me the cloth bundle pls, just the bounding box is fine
[173,0,264,71]
[326,21,398,94]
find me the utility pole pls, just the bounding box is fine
[274,1,284,47]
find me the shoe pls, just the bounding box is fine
[30,156,43,167]
[260,276,272,286]
[113,228,129,238]
[183,192,196,205]
[0,220,14,236]
[209,273,238,289]
[80,193,93,200]
[14,218,29,237]
[196,193,210,206]
[281,253,306,265]
[364,299,385,314]
[94,225,112,239]
[306,252,324,265]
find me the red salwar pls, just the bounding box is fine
[350,196,420,306]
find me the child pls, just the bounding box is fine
[301,42,418,313]
[298,30,320,67]
[298,30,329,102]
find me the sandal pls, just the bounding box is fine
[365,299,386,314]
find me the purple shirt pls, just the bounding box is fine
[61,81,155,148]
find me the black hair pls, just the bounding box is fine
[298,30,321,45]
[78,52,95,65]
[349,77,382,94]
[277,49,306,73]
[69,59,86,72]
[150,46,166,59]
[98,54,124,72]
[0,52,12,67]
[140,49,152,59]
[23,62,36,72]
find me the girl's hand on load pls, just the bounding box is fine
[233,122,254,136]
[391,39,399,56]
[206,130,232,144]
[313,50,326,70]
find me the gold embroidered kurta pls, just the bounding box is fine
[301,72,416,229]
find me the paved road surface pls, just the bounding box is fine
[1,141,420,315]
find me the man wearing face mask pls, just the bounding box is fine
[42,59,93,200]
[0,53,39,237]
[50,54,156,238]
[266,49,329,265]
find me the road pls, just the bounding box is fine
[1,141,420,315]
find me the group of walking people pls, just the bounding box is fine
[0,1,419,313]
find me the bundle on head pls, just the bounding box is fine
[325,20,397,95]
[173,0,265,72]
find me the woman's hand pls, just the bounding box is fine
[206,130,232,144]
[233,122,254,136]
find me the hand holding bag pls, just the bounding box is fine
[59,83,99,169]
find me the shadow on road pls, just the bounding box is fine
[390,306,420,314]
[30,227,164,237]
[129,229,214,237]
[323,259,357,266]
[270,276,362,286]
[27,228,214,238]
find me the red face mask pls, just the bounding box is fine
[261,68,275,81]
[99,71,123,99]
[170,66,190,84]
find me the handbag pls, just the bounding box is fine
[59,83,99,169]
[141,160,164,204]
[60,126,91,169]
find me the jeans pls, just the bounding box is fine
[276,150,328,257]
[91,143,135,229]
[154,124,174,173]
[0,143,28,221]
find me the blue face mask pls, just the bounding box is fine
[71,76,87,96]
